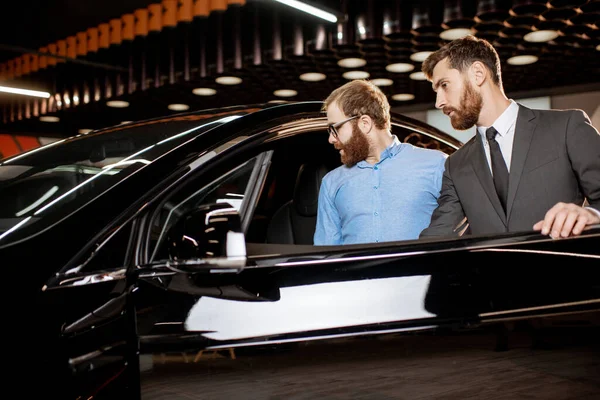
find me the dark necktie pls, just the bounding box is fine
[486,126,509,213]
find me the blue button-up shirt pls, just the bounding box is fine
[314,137,447,245]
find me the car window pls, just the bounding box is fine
[148,154,266,262]
[63,220,135,274]
[0,112,248,245]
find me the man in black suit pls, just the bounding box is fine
[419,35,600,239]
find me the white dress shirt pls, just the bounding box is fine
[477,99,519,175]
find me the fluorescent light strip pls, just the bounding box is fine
[34,144,156,216]
[273,0,337,23]
[16,186,59,217]
[0,85,50,98]
[0,216,31,242]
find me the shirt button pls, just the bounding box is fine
[374,166,378,170]
[373,185,378,189]
[375,239,379,243]
[374,212,379,216]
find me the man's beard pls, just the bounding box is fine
[444,80,482,130]
[336,123,370,167]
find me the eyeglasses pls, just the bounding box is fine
[327,115,359,139]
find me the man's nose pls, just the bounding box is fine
[328,133,336,145]
[435,92,445,110]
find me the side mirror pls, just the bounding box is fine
[166,203,246,272]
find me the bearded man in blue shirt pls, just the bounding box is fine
[314,80,448,245]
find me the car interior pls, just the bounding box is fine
[146,122,455,262]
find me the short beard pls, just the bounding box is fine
[444,79,482,130]
[337,123,370,167]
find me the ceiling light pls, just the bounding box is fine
[392,93,415,101]
[409,71,427,81]
[385,63,415,73]
[273,0,337,23]
[370,78,393,86]
[168,103,190,111]
[507,55,538,65]
[597,44,600,51]
[192,88,217,96]
[215,76,242,85]
[299,72,326,82]
[342,70,370,80]
[0,85,50,98]
[410,51,433,62]
[337,57,367,68]
[440,28,473,41]
[40,116,60,122]
[78,129,93,134]
[106,100,129,108]
[524,30,559,43]
[273,89,298,97]
[120,121,133,124]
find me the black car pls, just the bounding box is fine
[2,102,599,399]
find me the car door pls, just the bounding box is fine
[39,218,141,399]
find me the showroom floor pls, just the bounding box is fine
[140,327,600,400]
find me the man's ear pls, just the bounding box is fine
[470,61,487,87]
[359,115,373,134]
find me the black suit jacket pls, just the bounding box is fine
[420,105,600,237]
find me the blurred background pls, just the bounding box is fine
[0,0,598,157]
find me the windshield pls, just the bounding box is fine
[0,111,247,243]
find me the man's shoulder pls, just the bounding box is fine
[520,104,589,122]
[322,164,352,182]
[399,142,448,161]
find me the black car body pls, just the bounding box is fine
[2,102,599,399]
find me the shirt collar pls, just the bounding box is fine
[357,135,402,168]
[478,99,518,138]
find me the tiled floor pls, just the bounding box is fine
[140,327,600,399]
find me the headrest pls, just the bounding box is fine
[293,163,329,217]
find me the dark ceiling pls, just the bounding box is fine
[0,0,598,138]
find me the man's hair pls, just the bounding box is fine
[422,35,503,88]
[323,79,391,131]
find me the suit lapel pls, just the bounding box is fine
[470,132,507,225]
[506,105,536,218]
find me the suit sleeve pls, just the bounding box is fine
[313,177,342,245]
[419,156,467,238]
[565,110,600,212]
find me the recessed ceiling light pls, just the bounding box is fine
[410,51,433,62]
[524,30,559,43]
[192,87,217,96]
[409,71,427,81]
[215,76,242,85]
[342,70,370,80]
[78,128,93,134]
[507,55,538,65]
[168,103,190,111]
[273,89,298,97]
[385,63,415,73]
[39,116,60,122]
[440,28,473,41]
[299,72,326,82]
[370,78,394,86]
[337,57,367,68]
[106,100,129,108]
[392,93,415,101]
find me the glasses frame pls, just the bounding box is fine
[327,115,359,139]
